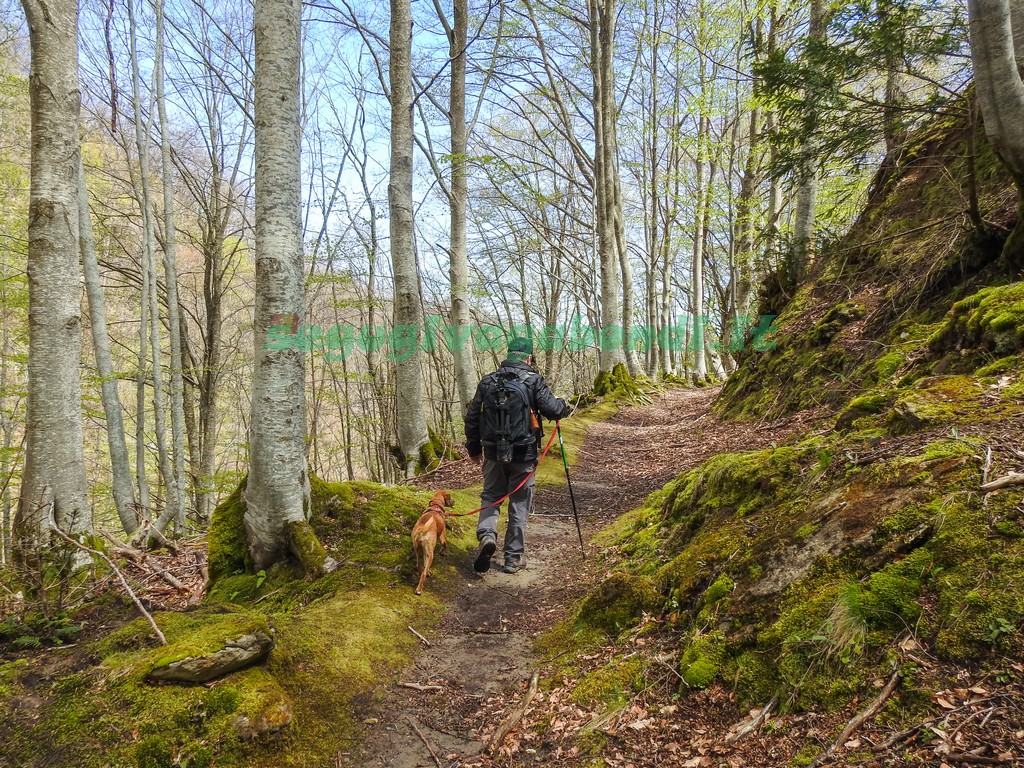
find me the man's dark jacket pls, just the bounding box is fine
[464,359,570,462]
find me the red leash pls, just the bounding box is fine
[447,424,561,518]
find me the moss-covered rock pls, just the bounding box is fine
[577,573,661,637]
[679,631,726,688]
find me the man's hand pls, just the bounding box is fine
[470,453,482,465]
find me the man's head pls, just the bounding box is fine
[507,336,533,364]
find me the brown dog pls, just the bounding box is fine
[412,491,454,595]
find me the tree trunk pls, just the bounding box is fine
[968,0,1024,266]
[127,0,176,536]
[590,0,624,372]
[691,113,709,382]
[154,0,188,530]
[15,0,91,558]
[79,160,138,536]
[790,0,824,283]
[246,0,315,572]
[390,0,428,474]
[447,0,477,417]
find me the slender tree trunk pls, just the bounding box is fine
[590,0,624,372]
[447,0,476,417]
[246,0,314,571]
[15,0,90,558]
[80,160,138,536]
[0,276,13,564]
[691,113,709,382]
[128,0,176,535]
[390,0,428,474]
[791,0,824,282]
[154,0,188,530]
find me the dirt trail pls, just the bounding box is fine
[357,387,814,767]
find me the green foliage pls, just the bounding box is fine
[756,0,967,179]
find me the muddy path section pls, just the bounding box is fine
[354,387,813,767]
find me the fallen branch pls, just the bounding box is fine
[725,695,779,745]
[51,526,166,645]
[406,716,443,768]
[408,625,432,647]
[981,472,1024,493]
[945,754,1015,766]
[809,669,901,768]
[399,682,443,692]
[252,588,284,605]
[486,671,539,754]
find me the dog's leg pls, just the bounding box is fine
[415,539,435,595]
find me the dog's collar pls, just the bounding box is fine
[426,501,449,515]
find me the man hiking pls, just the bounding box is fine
[464,337,571,574]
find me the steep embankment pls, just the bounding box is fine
[480,105,1024,766]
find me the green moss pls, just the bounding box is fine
[975,355,1023,376]
[703,574,735,606]
[730,650,781,704]
[809,301,865,346]
[571,654,647,708]
[994,521,1024,539]
[679,631,726,688]
[415,425,459,474]
[135,735,174,768]
[933,282,1024,360]
[208,479,251,581]
[577,573,661,637]
[284,520,328,578]
[593,362,648,402]
[836,392,893,430]
[874,350,907,381]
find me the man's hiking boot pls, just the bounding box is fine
[501,559,526,574]
[474,535,496,573]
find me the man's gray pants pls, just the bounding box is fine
[478,458,535,565]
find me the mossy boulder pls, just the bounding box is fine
[577,573,661,637]
[679,631,726,688]
[148,629,274,684]
[931,282,1024,362]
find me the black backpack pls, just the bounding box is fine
[479,369,538,463]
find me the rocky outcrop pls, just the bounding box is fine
[148,630,274,683]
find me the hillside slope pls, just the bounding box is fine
[510,102,1024,767]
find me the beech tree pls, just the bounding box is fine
[390,0,429,475]
[968,0,1024,267]
[245,0,325,573]
[14,0,91,557]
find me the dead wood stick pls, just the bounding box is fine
[399,682,443,692]
[102,533,186,591]
[725,695,779,745]
[945,754,1014,766]
[809,669,901,768]
[252,588,284,605]
[406,716,443,768]
[144,559,186,591]
[486,671,540,755]
[51,525,166,645]
[408,625,432,647]
[981,472,1024,492]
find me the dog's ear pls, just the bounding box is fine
[444,491,454,507]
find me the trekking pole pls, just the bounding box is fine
[556,421,585,560]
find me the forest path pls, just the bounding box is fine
[356,385,813,767]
